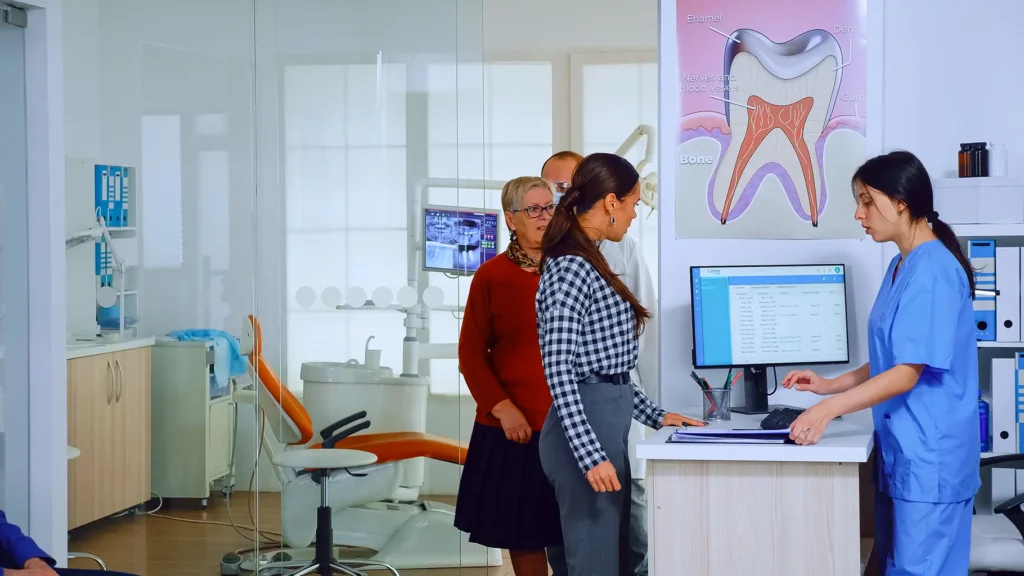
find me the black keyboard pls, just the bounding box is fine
[760,407,805,430]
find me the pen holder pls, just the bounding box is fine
[703,388,732,422]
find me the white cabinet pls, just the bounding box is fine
[150,340,235,503]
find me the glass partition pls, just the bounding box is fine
[57,1,661,573]
[252,0,494,572]
[61,0,261,571]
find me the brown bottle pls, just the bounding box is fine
[958,144,971,177]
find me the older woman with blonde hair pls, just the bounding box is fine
[454,176,564,576]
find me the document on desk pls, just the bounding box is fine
[667,428,792,444]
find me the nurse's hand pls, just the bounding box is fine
[586,460,621,492]
[781,369,834,395]
[661,412,707,427]
[788,401,837,445]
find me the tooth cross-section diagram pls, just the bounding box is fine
[713,28,843,227]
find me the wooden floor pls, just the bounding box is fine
[67,493,517,576]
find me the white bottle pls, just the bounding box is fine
[989,143,1008,177]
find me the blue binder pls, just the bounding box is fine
[969,239,997,341]
[1015,352,1024,452]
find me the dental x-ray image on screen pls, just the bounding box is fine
[423,206,500,275]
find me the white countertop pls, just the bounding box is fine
[636,413,874,464]
[66,336,156,360]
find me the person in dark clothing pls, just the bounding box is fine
[0,510,135,575]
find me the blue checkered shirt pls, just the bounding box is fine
[536,254,666,475]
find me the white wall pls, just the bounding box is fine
[658,0,1024,427]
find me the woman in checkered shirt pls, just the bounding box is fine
[535,152,705,576]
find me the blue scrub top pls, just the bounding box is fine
[868,240,980,503]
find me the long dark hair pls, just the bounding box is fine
[540,152,650,335]
[851,150,975,297]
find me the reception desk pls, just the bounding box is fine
[638,414,874,576]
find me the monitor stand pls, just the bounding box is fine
[732,366,772,415]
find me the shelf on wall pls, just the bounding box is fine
[978,341,1024,348]
[934,177,1024,189]
[952,224,1024,237]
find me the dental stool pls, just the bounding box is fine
[273,411,394,576]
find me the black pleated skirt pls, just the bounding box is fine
[454,422,564,550]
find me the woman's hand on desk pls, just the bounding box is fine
[586,461,621,492]
[781,369,836,395]
[491,399,532,444]
[661,412,706,428]
[787,401,838,445]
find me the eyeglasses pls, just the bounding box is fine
[512,204,557,218]
[552,182,569,193]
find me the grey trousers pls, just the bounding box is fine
[539,381,633,576]
[547,477,648,576]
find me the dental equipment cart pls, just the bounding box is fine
[150,338,236,505]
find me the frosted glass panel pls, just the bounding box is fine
[346,63,407,147]
[490,145,554,181]
[285,148,347,231]
[284,65,347,147]
[284,62,409,391]
[487,63,553,144]
[427,63,485,146]
[346,230,408,293]
[140,115,184,269]
[428,144,486,181]
[347,147,407,228]
[286,231,348,298]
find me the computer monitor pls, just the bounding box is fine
[689,264,850,414]
[423,205,500,276]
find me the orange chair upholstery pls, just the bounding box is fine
[247,315,468,464]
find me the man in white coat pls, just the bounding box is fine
[541,151,659,576]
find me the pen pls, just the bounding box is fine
[689,371,705,389]
[691,372,718,413]
[726,370,742,390]
[724,368,732,388]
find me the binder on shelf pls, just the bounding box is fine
[993,357,1017,503]
[969,239,997,341]
[996,246,1021,342]
[1016,353,1024,493]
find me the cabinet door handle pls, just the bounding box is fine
[115,358,123,403]
[106,361,114,405]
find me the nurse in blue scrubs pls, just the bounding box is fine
[780,150,980,576]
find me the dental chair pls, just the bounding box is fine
[239,316,502,571]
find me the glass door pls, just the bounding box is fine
[0,3,30,528]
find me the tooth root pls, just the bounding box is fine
[720,96,818,225]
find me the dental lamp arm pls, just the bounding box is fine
[615,124,656,175]
[65,216,125,275]
[616,125,658,211]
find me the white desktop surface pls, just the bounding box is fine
[637,413,874,463]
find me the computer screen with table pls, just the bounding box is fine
[423,205,500,275]
[690,264,850,413]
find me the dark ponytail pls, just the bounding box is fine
[851,150,976,298]
[540,153,650,336]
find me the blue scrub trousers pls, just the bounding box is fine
[874,491,973,575]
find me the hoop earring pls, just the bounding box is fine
[610,216,616,225]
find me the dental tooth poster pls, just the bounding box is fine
[673,0,867,239]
